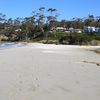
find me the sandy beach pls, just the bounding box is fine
[0,43,100,100]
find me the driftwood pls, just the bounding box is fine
[83,61,100,66]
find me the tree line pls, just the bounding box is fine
[0,7,100,45]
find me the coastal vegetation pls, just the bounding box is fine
[0,8,100,45]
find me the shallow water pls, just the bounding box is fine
[0,42,22,49]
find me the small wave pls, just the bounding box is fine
[0,42,23,49]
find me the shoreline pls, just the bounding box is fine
[0,42,100,54]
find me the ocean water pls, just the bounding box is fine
[0,42,22,49]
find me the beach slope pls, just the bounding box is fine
[0,43,100,100]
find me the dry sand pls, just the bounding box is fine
[0,43,100,100]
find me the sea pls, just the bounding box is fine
[0,42,22,49]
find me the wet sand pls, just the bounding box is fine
[0,43,100,100]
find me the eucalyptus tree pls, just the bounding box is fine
[0,13,6,30]
[13,17,23,28]
[71,18,84,29]
[47,8,57,29]
[37,7,45,32]
[0,13,6,23]
[95,16,100,27]
[45,8,58,41]
[7,18,13,25]
[60,20,66,27]
[84,15,95,26]
[21,17,31,40]
[31,7,46,39]
[4,18,14,36]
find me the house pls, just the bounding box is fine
[84,26,100,33]
[74,29,82,33]
[50,27,67,33]
[68,27,82,33]
[68,27,74,33]
[95,27,100,33]
[50,27,83,33]
[56,27,66,32]
[15,29,22,32]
